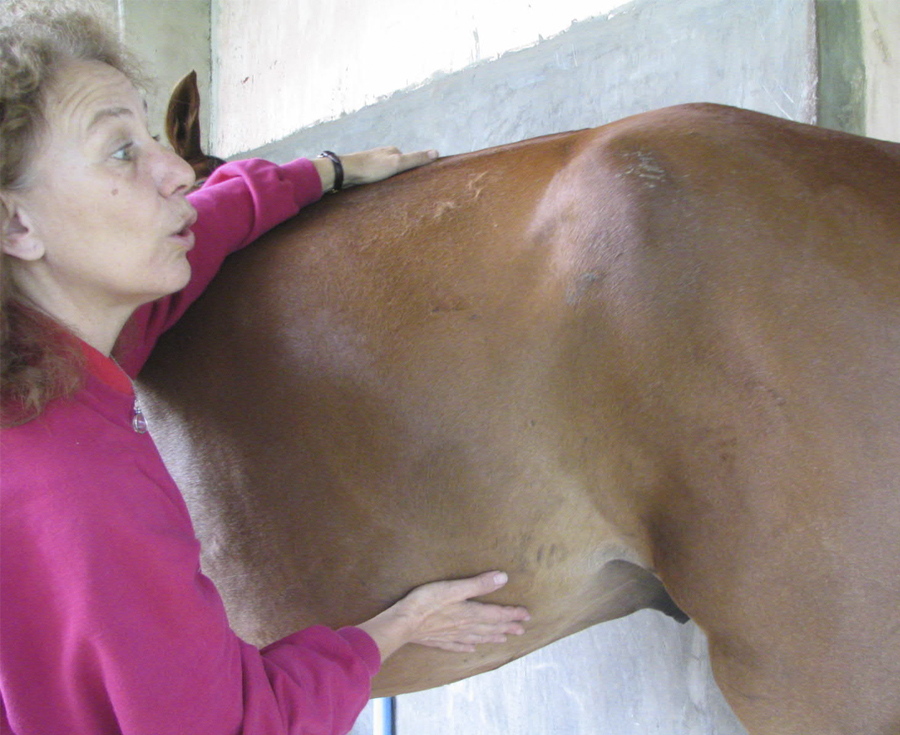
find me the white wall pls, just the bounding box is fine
[110,0,898,163]
[211,0,631,157]
[861,0,900,141]
[110,0,213,145]
[223,0,819,164]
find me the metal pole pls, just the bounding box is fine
[372,697,396,735]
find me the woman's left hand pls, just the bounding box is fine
[357,571,530,661]
[314,146,439,192]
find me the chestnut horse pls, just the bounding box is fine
[139,74,900,735]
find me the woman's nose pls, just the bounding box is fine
[157,143,197,196]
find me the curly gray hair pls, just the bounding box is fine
[0,0,147,198]
[0,0,148,425]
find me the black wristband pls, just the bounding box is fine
[318,151,344,193]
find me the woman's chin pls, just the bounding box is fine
[143,259,193,303]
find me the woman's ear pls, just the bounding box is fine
[1,200,45,261]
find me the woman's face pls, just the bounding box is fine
[3,58,197,325]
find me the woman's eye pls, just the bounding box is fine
[112,143,134,161]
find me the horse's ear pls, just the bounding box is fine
[165,71,225,182]
[165,70,203,162]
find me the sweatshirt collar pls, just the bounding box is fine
[78,338,134,396]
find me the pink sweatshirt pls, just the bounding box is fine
[0,159,381,734]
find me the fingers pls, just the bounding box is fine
[410,605,529,651]
[400,570,530,652]
[413,606,530,651]
[418,631,514,653]
[366,146,438,178]
[396,148,439,173]
[447,613,529,640]
[456,599,530,636]
[407,571,530,621]
[366,145,438,169]
[341,146,439,187]
[356,575,529,663]
[419,639,482,653]
[424,570,510,605]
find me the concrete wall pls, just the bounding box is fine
[397,612,744,735]
[115,0,898,152]
[211,0,632,157]
[223,0,819,163]
[815,0,899,142]
[113,0,213,145]
[861,0,900,141]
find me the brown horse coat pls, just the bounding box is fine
[140,101,900,735]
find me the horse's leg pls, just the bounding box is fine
[660,479,900,735]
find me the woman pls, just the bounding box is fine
[0,2,529,733]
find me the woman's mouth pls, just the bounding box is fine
[171,213,198,249]
[170,224,196,249]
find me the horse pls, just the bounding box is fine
[138,73,900,735]
[164,70,225,182]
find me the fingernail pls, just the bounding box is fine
[493,572,508,586]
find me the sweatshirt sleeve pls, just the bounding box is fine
[0,412,381,735]
[118,157,323,376]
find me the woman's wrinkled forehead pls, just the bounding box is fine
[42,58,147,142]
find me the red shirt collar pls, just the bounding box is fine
[78,339,134,396]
